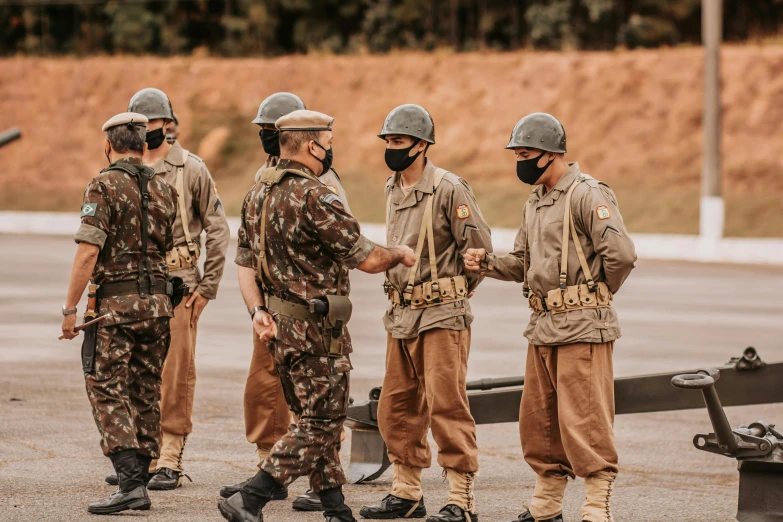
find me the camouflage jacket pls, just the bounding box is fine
[236,159,374,362]
[74,157,178,326]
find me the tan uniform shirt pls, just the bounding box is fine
[484,163,636,346]
[384,159,493,339]
[152,141,230,300]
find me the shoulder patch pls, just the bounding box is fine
[596,205,611,220]
[456,203,471,219]
[81,203,97,217]
[321,193,342,206]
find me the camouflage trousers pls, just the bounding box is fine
[260,339,351,493]
[84,317,170,458]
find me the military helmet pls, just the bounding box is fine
[128,88,174,121]
[506,112,567,153]
[378,104,435,144]
[252,92,306,125]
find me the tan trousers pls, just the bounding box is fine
[520,342,618,479]
[378,328,478,476]
[244,331,292,459]
[156,300,198,471]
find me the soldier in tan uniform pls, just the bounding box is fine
[360,105,493,522]
[464,113,637,522]
[220,92,351,511]
[103,88,230,490]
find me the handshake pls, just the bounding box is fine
[463,248,487,272]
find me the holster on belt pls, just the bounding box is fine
[81,283,100,374]
[323,295,352,357]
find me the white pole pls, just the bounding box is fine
[700,0,724,241]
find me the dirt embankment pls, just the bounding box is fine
[1,48,782,236]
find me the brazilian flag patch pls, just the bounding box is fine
[81,203,97,217]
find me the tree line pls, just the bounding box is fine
[2,0,782,56]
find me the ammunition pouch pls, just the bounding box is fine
[166,244,201,271]
[386,275,468,310]
[529,282,612,315]
[168,276,189,308]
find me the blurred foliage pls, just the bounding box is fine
[1,0,783,55]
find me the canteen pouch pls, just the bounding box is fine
[546,288,565,312]
[578,284,598,308]
[596,282,612,306]
[325,295,352,357]
[564,286,581,310]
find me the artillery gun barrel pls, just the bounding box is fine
[0,127,21,148]
[466,376,525,391]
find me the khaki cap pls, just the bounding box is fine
[102,112,149,132]
[275,109,333,131]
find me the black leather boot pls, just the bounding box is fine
[318,487,355,521]
[104,453,153,486]
[88,450,151,515]
[426,504,477,522]
[510,511,563,522]
[217,470,279,522]
[360,494,427,519]
[220,477,288,500]
[147,467,193,490]
[292,489,324,511]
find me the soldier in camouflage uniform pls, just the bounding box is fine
[218,110,415,522]
[102,88,230,491]
[61,112,178,515]
[220,92,352,513]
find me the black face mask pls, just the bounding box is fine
[312,141,333,175]
[260,128,280,156]
[145,128,165,150]
[385,141,423,172]
[516,153,554,185]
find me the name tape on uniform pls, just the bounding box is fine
[596,205,611,220]
[456,203,471,219]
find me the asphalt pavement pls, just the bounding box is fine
[1,234,782,522]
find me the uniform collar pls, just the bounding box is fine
[531,162,581,204]
[163,140,185,168]
[391,158,436,210]
[115,156,143,166]
[276,159,316,177]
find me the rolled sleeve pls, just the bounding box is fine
[341,234,374,270]
[235,246,254,269]
[74,223,107,248]
[304,186,368,265]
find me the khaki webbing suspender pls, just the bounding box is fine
[392,168,448,305]
[175,149,198,258]
[522,201,531,297]
[560,176,597,292]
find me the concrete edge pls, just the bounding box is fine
[0,211,781,265]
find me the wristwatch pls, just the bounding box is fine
[249,305,268,320]
[62,305,78,316]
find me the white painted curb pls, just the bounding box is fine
[0,211,781,265]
